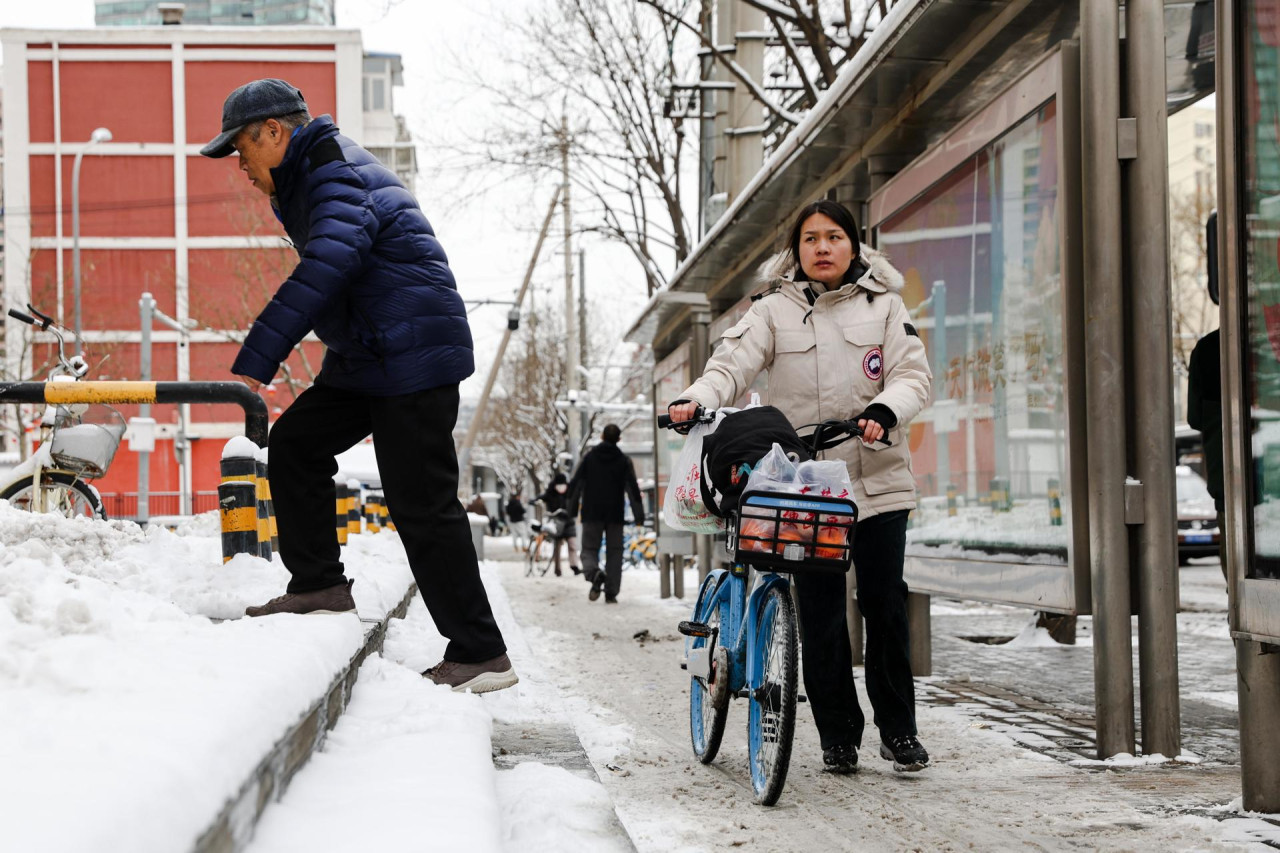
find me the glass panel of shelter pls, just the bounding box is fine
[876,100,1069,558]
[1240,0,1280,580]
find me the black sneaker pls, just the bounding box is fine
[822,744,859,774]
[879,734,929,772]
[605,596,619,604]
[588,585,601,601]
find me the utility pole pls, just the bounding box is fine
[457,188,562,488]
[561,113,581,465]
[578,248,589,444]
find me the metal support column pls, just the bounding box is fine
[1238,642,1280,811]
[137,295,154,524]
[907,593,932,677]
[1125,0,1181,758]
[691,307,714,581]
[1081,0,1136,758]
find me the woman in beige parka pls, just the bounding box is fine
[668,199,932,775]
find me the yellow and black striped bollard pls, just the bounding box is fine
[220,448,260,560]
[1048,477,1063,526]
[946,482,958,517]
[346,479,362,538]
[254,457,273,561]
[380,495,393,532]
[219,480,257,563]
[365,492,382,534]
[335,480,350,545]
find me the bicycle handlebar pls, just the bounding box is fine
[658,406,715,431]
[7,308,38,327]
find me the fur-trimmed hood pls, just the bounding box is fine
[756,246,905,294]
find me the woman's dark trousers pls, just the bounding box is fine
[268,380,506,664]
[792,509,915,750]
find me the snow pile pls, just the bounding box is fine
[0,502,414,853]
[495,763,630,853]
[1002,618,1084,649]
[248,656,501,853]
[1069,751,1204,768]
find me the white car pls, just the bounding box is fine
[1176,465,1219,564]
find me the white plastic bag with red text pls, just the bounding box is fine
[662,409,734,533]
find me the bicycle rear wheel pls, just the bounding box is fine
[747,583,798,806]
[689,576,729,763]
[524,535,542,577]
[1,471,105,520]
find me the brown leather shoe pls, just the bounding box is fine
[245,580,356,617]
[423,653,518,693]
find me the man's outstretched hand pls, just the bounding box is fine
[237,374,263,392]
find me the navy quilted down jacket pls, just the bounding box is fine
[230,116,474,395]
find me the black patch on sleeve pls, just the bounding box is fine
[904,322,919,337]
[307,138,345,172]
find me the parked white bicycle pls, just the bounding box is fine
[0,305,125,519]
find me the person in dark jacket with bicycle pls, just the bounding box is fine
[202,78,515,694]
[535,472,581,576]
[568,424,646,603]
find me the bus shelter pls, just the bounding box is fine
[629,0,1230,776]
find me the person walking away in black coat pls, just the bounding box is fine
[568,424,646,603]
[506,491,530,551]
[536,473,581,576]
[202,78,514,694]
[1187,328,1226,580]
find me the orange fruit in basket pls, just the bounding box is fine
[739,517,774,552]
[815,525,848,560]
[777,522,813,558]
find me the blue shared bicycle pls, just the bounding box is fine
[659,410,865,805]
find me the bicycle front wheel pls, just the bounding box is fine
[1,471,105,520]
[747,583,798,806]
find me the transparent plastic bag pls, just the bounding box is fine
[741,443,855,557]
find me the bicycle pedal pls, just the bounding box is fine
[736,688,750,699]
[678,620,712,638]
[798,694,808,703]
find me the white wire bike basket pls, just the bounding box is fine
[47,404,126,478]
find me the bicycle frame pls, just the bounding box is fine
[687,563,792,700]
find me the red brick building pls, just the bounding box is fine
[2,26,366,515]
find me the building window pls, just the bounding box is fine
[1195,121,1212,138]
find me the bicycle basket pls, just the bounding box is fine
[48,405,126,478]
[731,490,858,574]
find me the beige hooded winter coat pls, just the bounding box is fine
[678,248,932,519]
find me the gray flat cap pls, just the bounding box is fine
[200,78,308,158]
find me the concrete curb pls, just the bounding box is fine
[192,583,418,853]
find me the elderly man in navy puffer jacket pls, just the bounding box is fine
[201,78,516,694]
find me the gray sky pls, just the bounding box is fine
[1,0,651,398]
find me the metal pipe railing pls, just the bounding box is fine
[0,381,268,447]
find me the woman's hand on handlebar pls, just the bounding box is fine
[855,418,885,445]
[667,401,699,424]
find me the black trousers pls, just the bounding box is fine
[581,520,624,597]
[793,509,915,750]
[268,380,506,663]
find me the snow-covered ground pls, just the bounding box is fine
[0,502,415,853]
[5,508,1279,852]
[0,506,626,853]
[485,536,1274,852]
